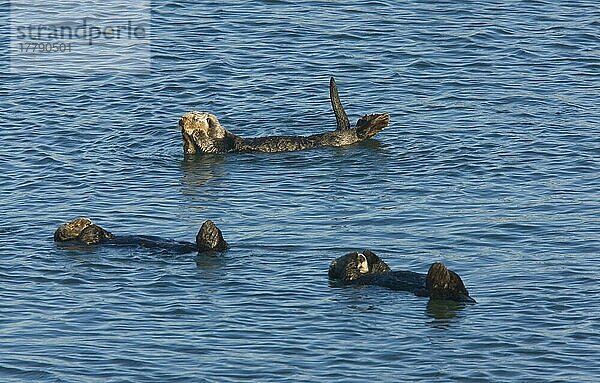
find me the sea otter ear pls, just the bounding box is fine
[357,252,369,274]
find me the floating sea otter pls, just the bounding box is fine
[329,251,476,303]
[54,217,229,253]
[179,77,390,154]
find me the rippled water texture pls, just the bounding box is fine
[1,1,599,382]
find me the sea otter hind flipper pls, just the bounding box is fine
[355,113,390,140]
[196,220,229,252]
[426,262,476,303]
[329,77,350,131]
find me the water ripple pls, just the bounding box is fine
[1,0,599,381]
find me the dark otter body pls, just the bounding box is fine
[354,270,430,296]
[54,218,229,253]
[329,251,476,303]
[91,233,199,254]
[179,77,390,154]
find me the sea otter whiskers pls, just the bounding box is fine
[54,218,229,253]
[179,77,390,154]
[329,251,476,303]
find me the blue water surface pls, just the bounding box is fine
[1,1,599,382]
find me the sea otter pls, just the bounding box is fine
[329,250,476,303]
[54,217,229,253]
[179,77,390,154]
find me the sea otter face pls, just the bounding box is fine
[328,250,391,283]
[179,111,230,154]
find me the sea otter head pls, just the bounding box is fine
[355,113,390,140]
[426,262,476,303]
[179,111,235,155]
[54,218,113,245]
[54,217,93,241]
[196,219,229,252]
[328,250,391,283]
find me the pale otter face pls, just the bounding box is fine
[328,250,391,283]
[179,111,230,154]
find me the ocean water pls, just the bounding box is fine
[1,0,599,382]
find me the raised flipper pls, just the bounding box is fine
[329,77,350,131]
